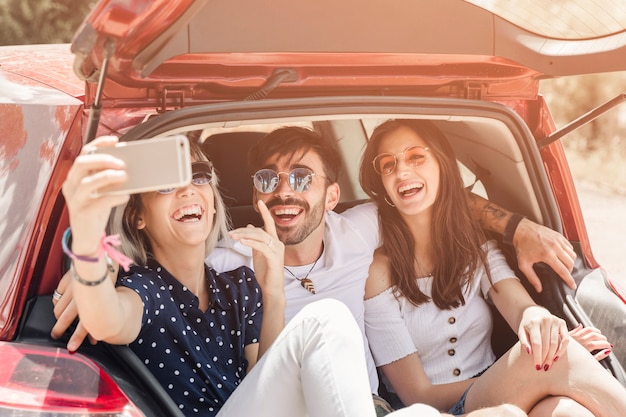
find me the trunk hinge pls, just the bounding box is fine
[158,88,186,113]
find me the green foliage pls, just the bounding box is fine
[0,0,97,46]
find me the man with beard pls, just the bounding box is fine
[206,126,578,400]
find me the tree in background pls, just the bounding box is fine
[542,74,626,153]
[0,0,97,46]
[541,74,626,192]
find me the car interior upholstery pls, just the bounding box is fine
[201,131,266,228]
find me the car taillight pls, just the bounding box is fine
[0,342,144,416]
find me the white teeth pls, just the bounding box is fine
[399,183,424,194]
[173,205,204,221]
[274,208,301,216]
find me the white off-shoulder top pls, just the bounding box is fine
[365,240,518,385]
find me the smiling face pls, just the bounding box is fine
[376,125,440,219]
[136,168,216,259]
[253,149,339,246]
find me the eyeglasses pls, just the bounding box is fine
[157,161,213,194]
[372,145,430,176]
[252,168,326,194]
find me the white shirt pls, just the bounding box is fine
[207,202,381,393]
[365,241,517,385]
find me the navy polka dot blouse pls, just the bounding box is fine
[119,259,263,416]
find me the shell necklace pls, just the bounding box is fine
[284,256,320,294]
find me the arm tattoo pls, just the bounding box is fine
[480,203,508,228]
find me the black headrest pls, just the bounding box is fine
[201,132,265,207]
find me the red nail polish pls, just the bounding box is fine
[553,356,559,362]
[544,364,550,372]
[605,350,612,355]
[526,346,531,354]
[536,364,541,371]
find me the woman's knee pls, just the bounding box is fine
[464,404,527,417]
[529,396,594,417]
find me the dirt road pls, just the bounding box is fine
[576,181,626,283]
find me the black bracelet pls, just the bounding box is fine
[70,253,113,286]
[502,213,526,246]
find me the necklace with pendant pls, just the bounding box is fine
[284,256,320,294]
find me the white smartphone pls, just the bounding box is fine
[91,135,192,195]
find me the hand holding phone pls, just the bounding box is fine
[90,135,192,195]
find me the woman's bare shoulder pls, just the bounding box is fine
[365,248,393,299]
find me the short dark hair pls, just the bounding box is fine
[248,126,342,183]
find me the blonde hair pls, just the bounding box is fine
[108,139,230,266]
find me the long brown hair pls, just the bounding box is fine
[359,119,490,309]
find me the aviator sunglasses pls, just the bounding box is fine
[372,145,430,176]
[157,161,213,194]
[252,168,326,194]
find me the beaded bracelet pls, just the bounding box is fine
[502,213,526,246]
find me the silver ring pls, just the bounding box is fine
[53,290,63,301]
[267,238,273,248]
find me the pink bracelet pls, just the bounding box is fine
[61,227,133,272]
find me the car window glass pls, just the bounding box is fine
[460,162,487,199]
[467,0,626,39]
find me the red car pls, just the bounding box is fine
[1,0,625,414]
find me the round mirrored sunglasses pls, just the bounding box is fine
[157,161,213,194]
[372,145,429,176]
[252,168,325,194]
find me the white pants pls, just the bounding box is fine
[217,298,441,417]
[217,298,375,417]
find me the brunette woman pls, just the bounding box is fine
[360,119,626,417]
